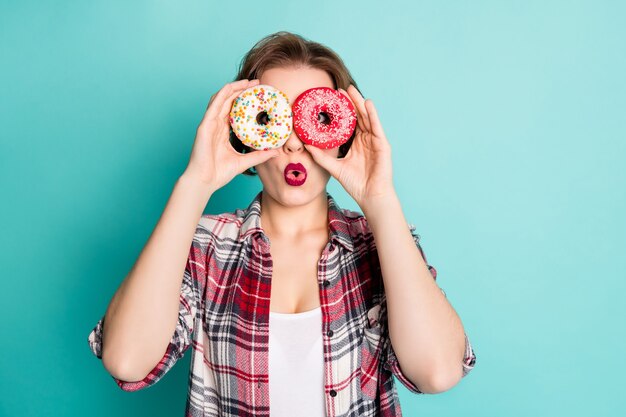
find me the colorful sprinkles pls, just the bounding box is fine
[229,85,293,150]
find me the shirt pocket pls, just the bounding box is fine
[359,304,383,401]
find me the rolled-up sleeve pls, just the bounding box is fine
[383,330,477,393]
[87,224,208,391]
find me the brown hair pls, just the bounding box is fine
[229,31,361,176]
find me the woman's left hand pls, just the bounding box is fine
[304,85,395,209]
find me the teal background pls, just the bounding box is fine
[1,0,624,416]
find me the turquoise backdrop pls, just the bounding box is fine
[1,1,624,416]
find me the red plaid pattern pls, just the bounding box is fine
[88,191,476,416]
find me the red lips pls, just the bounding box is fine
[284,163,307,186]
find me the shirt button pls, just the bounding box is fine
[322,279,330,287]
[329,389,337,397]
[326,329,334,337]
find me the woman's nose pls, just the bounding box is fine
[284,130,304,153]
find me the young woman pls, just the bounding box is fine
[88,31,476,417]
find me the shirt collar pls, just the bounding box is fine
[238,190,355,252]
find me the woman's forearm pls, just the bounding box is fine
[101,172,214,381]
[362,190,466,393]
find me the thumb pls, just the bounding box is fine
[239,149,279,172]
[304,144,340,178]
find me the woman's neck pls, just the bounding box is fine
[259,189,329,240]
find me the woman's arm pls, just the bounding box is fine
[303,84,470,392]
[100,173,214,382]
[99,78,277,382]
[361,190,467,394]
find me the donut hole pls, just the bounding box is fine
[318,111,332,125]
[256,111,270,125]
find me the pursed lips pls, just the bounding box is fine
[284,162,307,177]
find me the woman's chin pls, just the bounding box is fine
[263,184,324,206]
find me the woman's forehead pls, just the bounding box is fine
[259,66,334,103]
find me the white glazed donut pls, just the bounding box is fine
[229,85,293,150]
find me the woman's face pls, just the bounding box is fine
[254,65,340,206]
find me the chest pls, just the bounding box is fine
[199,232,389,416]
[267,233,330,314]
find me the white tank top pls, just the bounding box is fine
[268,306,325,416]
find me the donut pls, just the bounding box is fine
[292,87,357,149]
[229,85,293,150]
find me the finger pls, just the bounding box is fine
[364,99,387,140]
[207,93,217,110]
[346,85,372,133]
[207,79,253,119]
[338,87,356,107]
[239,148,280,172]
[219,84,252,120]
[303,144,341,179]
[204,79,257,122]
[348,85,371,132]
[221,79,260,121]
[338,88,366,133]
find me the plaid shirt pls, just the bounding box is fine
[88,191,476,416]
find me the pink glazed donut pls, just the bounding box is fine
[292,87,357,149]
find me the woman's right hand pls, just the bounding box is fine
[182,79,280,192]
